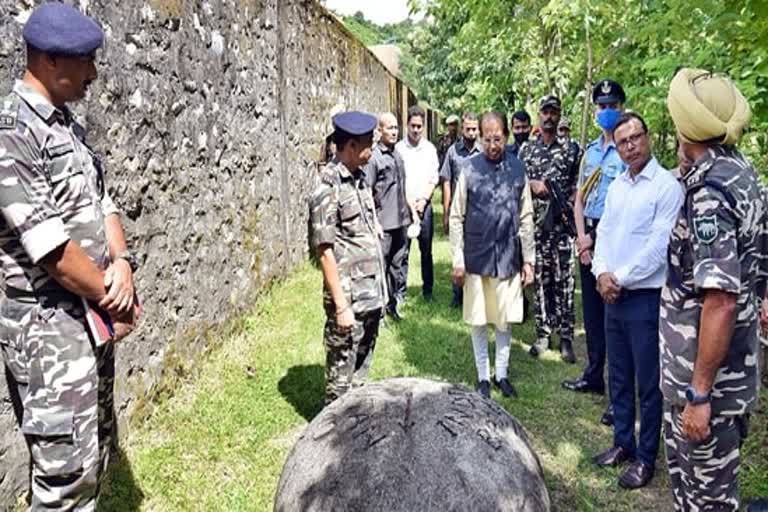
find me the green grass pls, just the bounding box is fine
[99,202,768,511]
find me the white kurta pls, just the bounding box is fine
[449,167,536,327]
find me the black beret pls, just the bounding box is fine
[333,111,377,136]
[592,79,626,105]
[23,3,104,57]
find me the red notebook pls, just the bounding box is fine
[82,294,142,346]
[82,298,114,346]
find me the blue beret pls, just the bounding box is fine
[333,111,377,136]
[23,3,104,56]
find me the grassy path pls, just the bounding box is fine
[100,206,767,511]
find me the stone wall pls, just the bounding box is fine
[0,0,404,505]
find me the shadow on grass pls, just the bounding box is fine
[278,364,325,421]
[98,445,145,512]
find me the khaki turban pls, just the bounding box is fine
[667,68,751,145]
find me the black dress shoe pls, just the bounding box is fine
[528,345,540,358]
[600,404,615,426]
[618,460,654,489]
[747,498,768,511]
[423,292,434,302]
[592,446,632,467]
[559,341,576,364]
[492,377,518,398]
[475,380,491,398]
[561,378,605,395]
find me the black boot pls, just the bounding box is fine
[560,340,576,364]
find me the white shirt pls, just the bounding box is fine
[592,157,683,289]
[396,136,439,205]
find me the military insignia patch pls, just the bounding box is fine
[0,114,16,129]
[693,215,718,244]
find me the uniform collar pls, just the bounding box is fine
[13,80,69,124]
[589,134,617,150]
[533,132,567,149]
[333,158,362,180]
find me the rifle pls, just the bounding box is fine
[543,178,577,237]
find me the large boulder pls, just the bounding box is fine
[274,377,550,512]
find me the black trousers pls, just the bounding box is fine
[403,202,434,297]
[579,260,606,389]
[380,227,408,310]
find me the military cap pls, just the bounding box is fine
[558,117,571,129]
[592,79,626,105]
[539,95,561,110]
[23,3,104,56]
[445,114,460,125]
[333,111,377,136]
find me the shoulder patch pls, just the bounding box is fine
[693,214,718,244]
[0,114,16,130]
[320,168,340,187]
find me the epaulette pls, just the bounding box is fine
[319,165,341,187]
[0,95,20,130]
[683,166,737,211]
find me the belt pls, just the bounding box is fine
[5,287,37,304]
[4,287,77,305]
[618,288,661,300]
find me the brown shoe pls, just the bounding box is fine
[618,460,654,489]
[592,446,632,467]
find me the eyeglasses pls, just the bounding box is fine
[481,136,505,146]
[616,132,646,150]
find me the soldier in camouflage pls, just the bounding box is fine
[661,68,765,511]
[518,95,580,363]
[436,114,459,168]
[310,111,386,405]
[0,4,139,510]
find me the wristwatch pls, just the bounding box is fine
[115,250,139,272]
[685,385,711,405]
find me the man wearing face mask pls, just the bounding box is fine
[449,112,535,399]
[509,110,532,156]
[518,96,580,363]
[440,111,481,308]
[311,111,387,405]
[562,79,626,428]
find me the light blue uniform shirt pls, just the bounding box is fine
[591,157,683,289]
[580,135,625,219]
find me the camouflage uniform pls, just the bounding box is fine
[661,145,766,511]
[0,81,119,510]
[310,159,386,405]
[436,131,456,168]
[518,135,580,350]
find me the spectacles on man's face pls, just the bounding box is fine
[616,131,647,150]
[481,136,505,147]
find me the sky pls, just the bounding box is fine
[322,0,414,25]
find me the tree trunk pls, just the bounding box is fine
[579,11,593,149]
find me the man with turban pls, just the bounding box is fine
[661,68,767,511]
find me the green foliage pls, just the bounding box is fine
[409,0,768,171]
[336,11,423,100]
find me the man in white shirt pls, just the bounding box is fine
[590,112,683,490]
[396,105,440,301]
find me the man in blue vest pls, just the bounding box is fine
[449,112,535,398]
